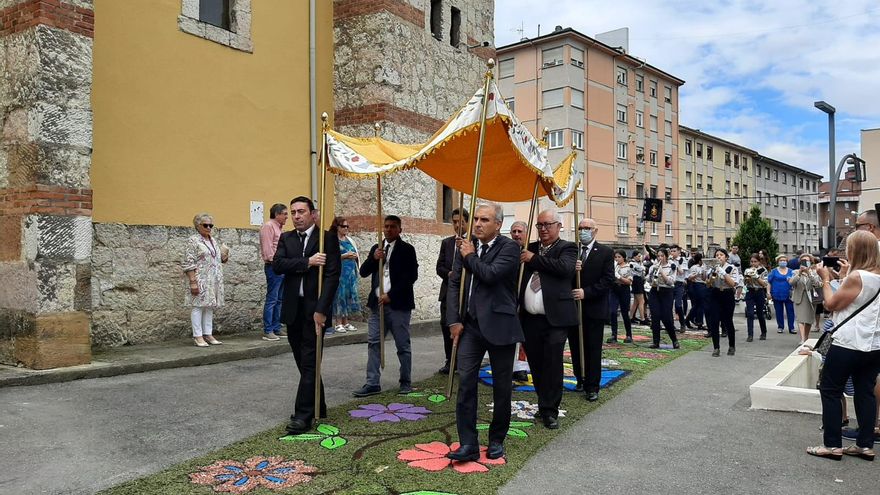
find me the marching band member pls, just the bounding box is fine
[706,248,741,356]
[743,254,770,342]
[646,248,680,349]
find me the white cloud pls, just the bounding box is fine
[495,0,880,179]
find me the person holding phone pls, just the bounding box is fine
[791,253,822,344]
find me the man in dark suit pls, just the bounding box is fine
[446,203,523,462]
[435,208,468,374]
[352,215,419,397]
[571,217,614,402]
[272,196,341,434]
[519,209,578,429]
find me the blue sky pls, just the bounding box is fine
[494,0,880,180]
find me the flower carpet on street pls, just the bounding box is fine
[100,330,706,495]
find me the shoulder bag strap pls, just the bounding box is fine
[827,286,880,336]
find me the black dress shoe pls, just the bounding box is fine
[352,384,381,397]
[512,370,529,382]
[672,341,680,349]
[759,334,766,340]
[720,332,728,338]
[648,343,660,349]
[543,414,559,429]
[438,363,450,374]
[685,321,695,330]
[605,337,618,344]
[623,337,633,343]
[711,349,721,357]
[447,444,480,462]
[285,418,309,435]
[586,391,599,402]
[746,336,753,342]
[574,382,584,392]
[487,442,506,459]
[727,347,736,356]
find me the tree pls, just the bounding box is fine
[732,205,778,261]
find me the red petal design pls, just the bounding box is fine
[408,458,451,471]
[452,460,489,473]
[415,441,452,455]
[397,448,444,462]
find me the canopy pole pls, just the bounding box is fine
[573,182,585,382]
[447,58,495,398]
[374,123,386,370]
[517,128,549,292]
[315,112,329,419]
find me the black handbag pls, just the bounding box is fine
[763,302,772,320]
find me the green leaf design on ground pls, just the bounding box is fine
[406,392,428,397]
[428,394,447,403]
[475,424,490,431]
[279,433,324,441]
[316,424,340,436]
[507,428,528,438]
[508,421,534,427]
[401,491,457,495]
[320,436,347,450]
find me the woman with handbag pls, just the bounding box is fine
[767,255,796,334]
[806,231,880,461]
[791,253,822,344]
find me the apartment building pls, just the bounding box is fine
[495,27,684,248]
[678,127,756,253]
[754,156,822,254]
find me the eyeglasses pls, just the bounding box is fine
[340,225,350,228]
[201,223,214,228]
[535,222,560,230]
[855,223,873,230]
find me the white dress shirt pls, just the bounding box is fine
[375,239,396,297]
[298,224,316,297]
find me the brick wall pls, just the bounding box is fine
[0,185,93,217]
[334,0,425,28]
[335,103,445,136]
[0,0,94,38]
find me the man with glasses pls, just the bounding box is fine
[273,196,341,434]
[854,210,880,250]
[518,209,578,429]
[435,208,469,374]
[260,203,289,341]
[571,218,615,402]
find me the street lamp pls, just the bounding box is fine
[815,101,836,248]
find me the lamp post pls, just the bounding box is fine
[814,100,836,249]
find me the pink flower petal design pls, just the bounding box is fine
[452,460,490,473]
[419,441,453,455]
[408,458,452,471]
[369,412,401,422]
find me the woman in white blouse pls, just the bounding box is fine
[807,231,880,461]
[182,213,229,347]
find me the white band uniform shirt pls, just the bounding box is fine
[648,262,676,289]
[709,262,742,290]
[688,264,709,284]
[743,267,768,289]
[614,263,632,285]
[673,257,687,283]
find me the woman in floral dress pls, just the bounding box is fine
[331,216,361,333]
[182,213,228,347]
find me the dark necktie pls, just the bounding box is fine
[299,232,308,256]
[466,243,489,317]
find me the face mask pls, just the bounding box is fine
[579,229,593,244]
[803,260,811,268]
[779,261,787,268]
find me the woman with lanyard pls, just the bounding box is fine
[608,250,634,343]
[743,254,770,342]
[629,251,648,326]
[646,248,680,349]
[686,252,708,331]
[706,248,741,356]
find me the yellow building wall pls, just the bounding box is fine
[91,0,334,229]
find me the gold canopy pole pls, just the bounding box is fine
[315,112,329,418]
[374,122,386,370]
[573,170,586,382]
[447,58,495,398]
[517,127,549,293]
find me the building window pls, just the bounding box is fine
[664,155,672,169]
[664,85,672,103]
[617,142,628,160]
[636,74,644,92]
[756,164,761,176]
[542,88,563,109]
[441,185,454,222]
[707,178,713,192]
[697,205,704,220]
[783,220,788,231]
[449,6,461,47]
[548,130,564,149]
[506,97,515,112]
[774,195,779,207]
[799,200,804,211]
[734,182,740,195]
[617,216,629,234]
[685,170,692,186]
[725,180,731,194]
[765,193,770,205]
[430,0,442,40]
[774,170,779,181]
[650,185,658,198]
[665,187,672,203]
[791,198,796,209]
[706,146,713,161]
[649,80,657,97]
[664,120,672,136]
[696,142,703,158]
[570,47,584,67]
[542,46,564,66]
[724,151,731,166]
[636,110,644,128]
[179,0,253,52]
[571,89,584,109]
[617,104,627,123]
[572,130,583,150]
[707,206,714,219]
[636,146,645,164]
[685,140,692,156]
[636,182,645,199]
[734,210,740,224]
[617,179,628,196]
[649,150,657,166]
[650,115,658,132]
[696,173,703,189]
[652,222,658,236]
[782,172,787,184]
[666,221,672,236]
[725,209,731,223]
[498,58,515,78]
[733,154,740,168]
[616,66,628,85]
[766,167,771,179]
[698,235,704,246]
[686,203,693,217]
[686,234,693,248]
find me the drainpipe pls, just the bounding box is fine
[309,0,318,200]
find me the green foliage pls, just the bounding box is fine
[732,205,778,260]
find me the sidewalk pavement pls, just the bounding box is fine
[0,320,438,388]
[501,309,877,495]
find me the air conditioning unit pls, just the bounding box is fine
[570,59,584,68]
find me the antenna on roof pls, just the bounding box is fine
[514,20,526,41]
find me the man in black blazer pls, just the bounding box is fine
[272,196,341,434]
[519,209,578,428]
[352,215,419,397]
[435,208,468,374]
[571,217,615,402]
[446,203,524,462]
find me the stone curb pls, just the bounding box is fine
[0,319,442,388]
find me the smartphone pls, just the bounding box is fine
[822,256,840,272]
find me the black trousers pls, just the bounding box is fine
[744,289,767,337]
[707,288,736,349]
[820,345,880,448]
[570,316,604,393]
[288,297,327,422]
[673,281,688,325]
[439,300,452,363]
[521,313,569,418]
[455,316,516,447]
[648,288,678,345]
[609,284,633,339]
